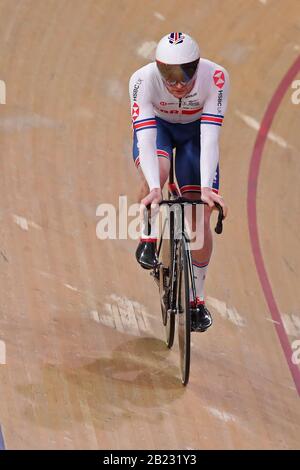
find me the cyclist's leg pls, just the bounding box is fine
[133,118,172,268]
[175,124,220,302]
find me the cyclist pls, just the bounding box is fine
[129,32,229,332]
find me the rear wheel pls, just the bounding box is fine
[177,236,191,386]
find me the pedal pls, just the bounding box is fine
[167,308,177,316]
[151,263,161,274]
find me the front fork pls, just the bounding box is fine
[170,237,197,312]
[169,239,179,314]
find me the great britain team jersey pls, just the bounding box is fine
[129,58,230,191]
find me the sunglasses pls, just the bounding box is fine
[157,59,199,86]
[164,77,193,86]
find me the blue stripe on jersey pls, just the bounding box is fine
[200,121,222,126]
[201,112,224,118]
[134,117,156,124]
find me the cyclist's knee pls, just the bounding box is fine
[159,157,170,188]
[204,205,213,224]
[190,203,212,233]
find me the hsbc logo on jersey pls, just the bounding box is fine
[213,70,225,89]
[217,90,223,113]
[131,102,139,121]
[132,78,142,101]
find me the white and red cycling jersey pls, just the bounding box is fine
[129,58,230,191]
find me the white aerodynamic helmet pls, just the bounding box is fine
[156,32,200,64]
[156,32,200,84]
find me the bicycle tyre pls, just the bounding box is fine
[158,203,175,348]
[177,236,191,385]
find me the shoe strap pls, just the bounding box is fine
[190,296,205,308]
[140,238,157,243]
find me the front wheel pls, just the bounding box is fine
[177,236,191,386]
[158,242,175,349]
[157,191,176,349]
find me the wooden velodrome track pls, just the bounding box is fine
[0,0,299,450]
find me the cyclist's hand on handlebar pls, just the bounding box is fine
[141,188,162,208]
[201,187,228,218]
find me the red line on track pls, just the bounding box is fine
[247,55,300,395]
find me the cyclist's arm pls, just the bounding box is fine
[200,67,230,189]
[129,71,160,191]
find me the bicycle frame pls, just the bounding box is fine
[155,152,224,310]
[151,159,224,383]
[157,201,198,313]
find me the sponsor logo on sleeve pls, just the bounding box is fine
[213,70,225,89]
[217,90,223,114]
[131,102,140,121]
[132,78,142,121]
[132,78,142,101]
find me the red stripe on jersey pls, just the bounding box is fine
[157,149,169,157]
[182,107,203,115]
[134,120,156,129]
[180,185,219,194]
[180,185,201,192]
[201,116,223,123]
